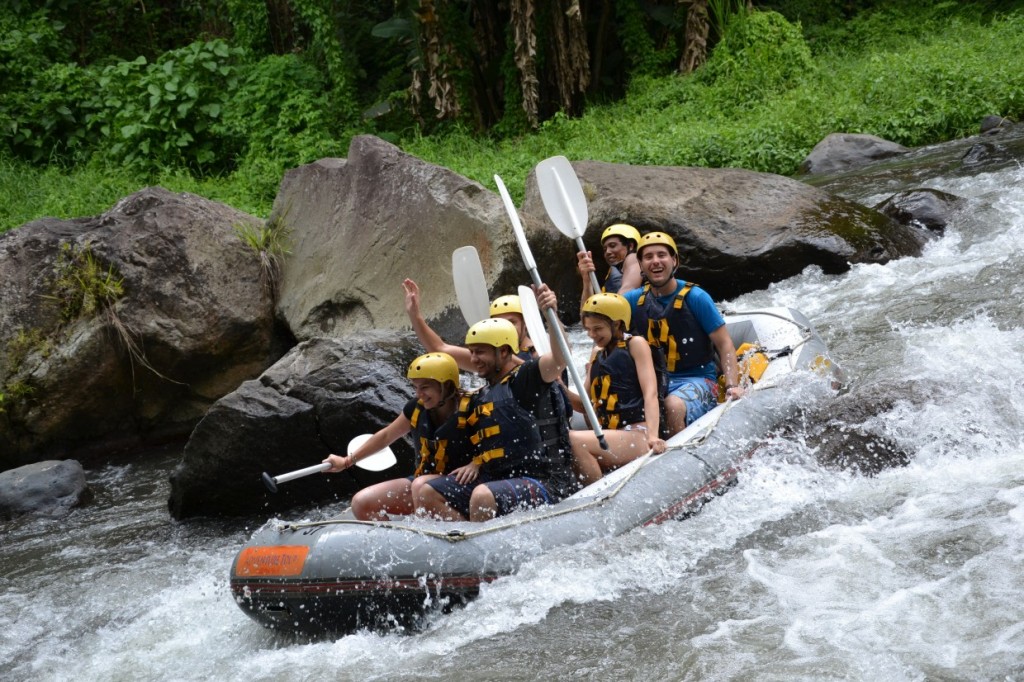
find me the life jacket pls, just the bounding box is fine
[602,262,623,293]
[716,343,771,403]
[458,365,571,496]
[409,399,472,476]
[518,349,575,421]
[588,338,646,429]
[631,282,714,373]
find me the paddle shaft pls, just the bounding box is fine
[495,174,608,451]
[273,462,331,486]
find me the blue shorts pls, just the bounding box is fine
[426,475,552,518]
[668,376,718,425]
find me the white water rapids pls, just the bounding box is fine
[2,157,1023,680]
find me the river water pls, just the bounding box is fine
[3,140,1023,680]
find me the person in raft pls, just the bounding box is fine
[321,352,472,520]
[402,277,575,457]
[568,292,667,485]
[576,223,643,304]
[416,287,578,521]
[607,231,745,436]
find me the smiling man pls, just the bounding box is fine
[621,232,744,436]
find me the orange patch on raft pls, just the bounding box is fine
[235,546,310,577]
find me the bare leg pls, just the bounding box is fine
[572,428,650,480]
[469,484,497,522]
[416,483,468,521]
[664,395,687,437]
[409,474,441,515]
[569,430,604,486]
[351,479,413,520]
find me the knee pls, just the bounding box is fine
[469,485,496,522]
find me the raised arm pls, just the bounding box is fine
[402,278,472,370]
[534,283,568,383]
[619,252,642,293]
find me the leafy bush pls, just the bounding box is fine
[86,40,246,173]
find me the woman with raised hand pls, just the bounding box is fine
[568,292,666,485]
[322,352,472,520]
[576,223,643,305]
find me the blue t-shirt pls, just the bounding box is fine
[622,280,725,381]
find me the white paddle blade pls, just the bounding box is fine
[452,246,490,325]
[535,155,588,240]
[494,175,537,272]
[347,433,397,472]
[517,285,550,357]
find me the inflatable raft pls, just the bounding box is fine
[230,307,842,636]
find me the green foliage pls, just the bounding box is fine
[235,211,293,297]
[614,2,678,77]
[87,40,246,172]
[47,243,125,323]
[696,10,816,114]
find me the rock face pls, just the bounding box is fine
[521,161,925,301]
[798,133,910,176]
[168,332,421,519]
[276,137,520,342]
[0,460,91,519]
[0,188,291,470]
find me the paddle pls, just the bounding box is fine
[261,434,397,493]
[535,155,602,295]
[451,246,489,325]
[494,174,608,451]
[517,285,550,356]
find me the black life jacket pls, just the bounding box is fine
[458,365,573,499]
[631,282,714,373]
[602,262,623,293]
[588,338,646,429]
[409,399,472,476]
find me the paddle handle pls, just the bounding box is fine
[273,462,331,485]
[577,236,602,294]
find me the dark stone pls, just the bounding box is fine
[798,133,909,176]
[168,332,421,519]
[874,189,965,236]
[0,459,91,519]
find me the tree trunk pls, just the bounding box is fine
[511,0,540,127]
[680,0,710,74]
[414,0,462,120]
[548,0,591,115]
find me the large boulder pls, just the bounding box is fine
[168,332,422,519]
[874,189,965,236]
[0,459,91,519]
[798,133,910,176]
[274,135,551,343]
[520,161,925,301]
[0,188,291,470]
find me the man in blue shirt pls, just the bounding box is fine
[617,232,744,435]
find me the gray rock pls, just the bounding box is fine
[0,459,91,519]
[799,133,909,176]
[168,332,421,519]
[874,189,964,235]
[521,160,925,302]
[0,188,292,470]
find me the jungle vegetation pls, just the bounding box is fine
[2,0,1022,231]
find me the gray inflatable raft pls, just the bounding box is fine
[230,308,843,636]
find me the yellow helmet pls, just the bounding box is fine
[582,293,632,329]
[637,231,678,259]
[465,318,520,353]
[407,352,459,386]
[489,295,522,317]
[601,224,641,249]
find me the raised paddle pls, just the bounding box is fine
[517,285,550,356]
[494,173,608,451]
[261,433,397,493]
[451,245,490,325]
[534,155,602,295]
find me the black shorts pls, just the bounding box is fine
[426,475,553,518]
